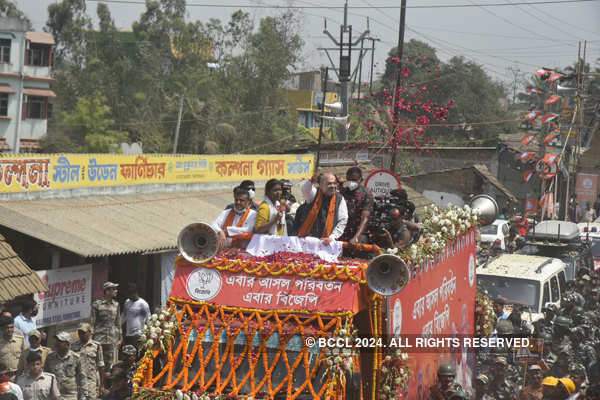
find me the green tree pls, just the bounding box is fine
[60,94,128,152]
[0,0,31,27]
[381,39,441,89]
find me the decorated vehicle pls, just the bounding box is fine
[131,199,494,400]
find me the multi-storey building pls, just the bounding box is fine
[0,17,55,153]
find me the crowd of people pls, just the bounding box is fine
[210,167,421,254]
[0,282,149,399]
[429,269,600,400]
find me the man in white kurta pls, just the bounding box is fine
[211,186,257,248]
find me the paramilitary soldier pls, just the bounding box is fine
[44,331,83,400]
[91,282,121,371]
[429,363,464,400]
[72,323,106,399]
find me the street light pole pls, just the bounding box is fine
[315,67,329,173]
[390,0,407,173]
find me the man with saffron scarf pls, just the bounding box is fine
[211,186,257,248]
[296,173,348,245]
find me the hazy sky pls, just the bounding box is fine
[15,0,600,85]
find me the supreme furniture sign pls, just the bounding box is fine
[34,264,92,328]
[170,262,359,312]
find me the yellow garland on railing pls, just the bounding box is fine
[136,299,353,399]
[177,256,368,284]
[168,298,355,319]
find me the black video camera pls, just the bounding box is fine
[281,180,292,201]
[367,195,408,234]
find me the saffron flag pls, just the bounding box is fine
[523,170,534,183]
[525,110,540,122]
[518,151,536,162]
[543,153,558,164]
[539,193,555,219]
[544,134,557,144]
[548,72,563,82]
[521,133,537,144]
[525,198,538,214]
[541,113,559,123]
[545,95,560,105]
[526,88,543,94]
[535,68,550,78]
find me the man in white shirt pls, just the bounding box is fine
[295,173,348,244]
[210,187,257,249]
[120,283,150,348]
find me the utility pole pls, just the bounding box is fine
[172,93,184,154]
[507,66,521,105]
[315,67,329,173]
[367,37,380,94]
[389,0,407,173]
[321,1,370,141]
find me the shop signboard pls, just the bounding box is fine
[34,264,92,328]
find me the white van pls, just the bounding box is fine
[477,254,567,322]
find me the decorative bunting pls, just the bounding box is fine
[522,170,534,183]
[521,133,537,144]
[545,95,560,105]
[525,110,540,122]
[539,193,555,219]
[535,68,550,78]
[543,153,558,164]
[544,134,557,144]
[525,198,538,214]
[526,88,543,94]
[518,151,536,162]
[548,72,563,83]
[541,113,559,123]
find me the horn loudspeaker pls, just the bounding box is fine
[177,222,219,264]
[366,254,410,296]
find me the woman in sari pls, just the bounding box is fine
[254,179,287,236]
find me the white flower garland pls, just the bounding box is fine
[398,203,480,265]
[139,307,180,354]
[321,319,357,391]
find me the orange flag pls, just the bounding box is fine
[521,133,537,144]
[525,198,538,214]
[544,134,557,144]
[523,170,534,183]
[545,95,560,105]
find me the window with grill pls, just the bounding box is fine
[0,39,10,63]
[27,43,51,67]
[0,94,8,116]
[27,96,46,119]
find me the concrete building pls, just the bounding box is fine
[0,17,56,153]
[282,70,340,138]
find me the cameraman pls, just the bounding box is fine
[369,205,412,251]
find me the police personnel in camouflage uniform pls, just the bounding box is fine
[488,356,516,400]
[72,323,106,399]
[428,364,464,400]
[111,345,136,384]
[91,282,121,371]
[44,331,83,400]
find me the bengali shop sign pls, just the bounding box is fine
[0,154,314,193]
[388,229,477,399]
[34,264,92,328]
[170,261,359,312]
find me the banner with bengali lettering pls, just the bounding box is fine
[170,260,359,313]
[387,228,477,399]
[0,153,314,193]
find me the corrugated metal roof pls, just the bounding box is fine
[0,189,249,258]
[0,234,48,301]
[472,164,519,204]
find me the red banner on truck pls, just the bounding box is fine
[170,260,360,312]
[388,229,477,398]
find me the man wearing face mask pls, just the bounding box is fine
[211,187,257,249]
[340,167,373,245]
[225,180,258,211]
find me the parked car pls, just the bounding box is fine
[477,253,567,322]
[479,219,510,250]
[518,220,594,280]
